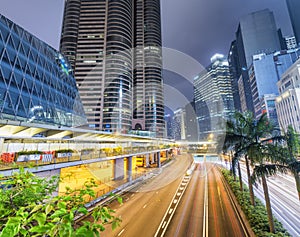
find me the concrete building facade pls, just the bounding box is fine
[276,58,300,132]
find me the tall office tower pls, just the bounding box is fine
[228,40,242,111]
[184,101,198,142]
[239,9,281,67]
[133,0,164,137]
[60,0,164,137]
[172,108,186,141]
[229,9,281,113]
[286,0,300,44]
[194,54,234,140]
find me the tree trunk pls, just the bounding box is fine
[230,151,235,180]
[261,174,275,233]
[238,161,243,191]
[233,159,236,181]
[293,171,300,201]
[245,155,255,206]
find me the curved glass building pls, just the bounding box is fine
[60,0,81,70]
[137,0,164,137]
[0,14,87,127]
[103,0,133,133]
[60,0,164,137]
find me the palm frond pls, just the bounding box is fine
[251,164,288,184]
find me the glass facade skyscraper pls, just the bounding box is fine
[194,54,234,139]
[286,0,300,45]
[0,14,86,127]
[60,0,164,137]
[229,9,281,113]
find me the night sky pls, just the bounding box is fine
[0,0,293,110]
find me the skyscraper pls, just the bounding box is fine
[286,0,300,45]
[60,0,164,137]
[228,40,242,111]
[194,54,234,139]
[239,9,281,68]
[229,9,281,113]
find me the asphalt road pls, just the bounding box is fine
[101,153,193,237]
[165,162,248,237]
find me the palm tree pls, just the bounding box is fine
[284,126,300,200]
[224,111,258,205]
[251,143,287,234]
[224,111,284,206]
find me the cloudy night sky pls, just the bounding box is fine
[0,0,293,108]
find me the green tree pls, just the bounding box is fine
[223,111,284,207]
[0,167,121,236]
[223,111,258,205]
[251,143,287,234]
[284,126,300,200]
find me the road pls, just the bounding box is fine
[239,164,300,237]
[100,156,250,237]
[101,153,193,237]
[164,162,249,237]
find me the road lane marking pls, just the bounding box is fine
[203,165,208,237]
[118,229,125,236]
[154,171,193,237]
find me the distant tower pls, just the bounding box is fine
[239,9,281,68]
[286,0,300,45]
[194,54,234,139]
[229,9,281,112]
[60,0,164,137]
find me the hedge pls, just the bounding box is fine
[222,169,291,237]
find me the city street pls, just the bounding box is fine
[165,162,249,237]
[101,154,193,237]
[101,156,250,237]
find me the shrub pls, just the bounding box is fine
[16,150,43,156]
[0,167,122,236]
[221,169,291,237]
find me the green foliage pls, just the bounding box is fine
[56,149,74,153]
[222,169,291,237]
[16,150,43,156]
[0,167,122,236]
